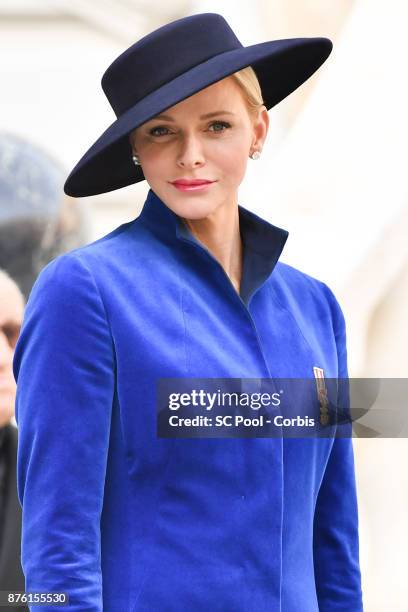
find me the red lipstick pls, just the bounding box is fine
[170,179,216,192]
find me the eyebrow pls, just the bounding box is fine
[150,110,236,122]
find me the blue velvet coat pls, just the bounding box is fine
[13,188,363,611]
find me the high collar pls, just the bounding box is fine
[138,188,289,308]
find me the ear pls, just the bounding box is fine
[128,130,136,152]
[252,105,269,150]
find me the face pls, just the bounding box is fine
[129,76,269,220]
[0,275,24,427]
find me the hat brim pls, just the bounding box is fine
[64,37,332,197]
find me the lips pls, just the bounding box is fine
[171,179,214,186]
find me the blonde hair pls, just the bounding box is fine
[229,65,264,117]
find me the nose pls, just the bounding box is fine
[176,133,205,169]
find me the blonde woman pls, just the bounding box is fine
[14,13,363,612]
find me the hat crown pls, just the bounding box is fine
[101,13,242,117]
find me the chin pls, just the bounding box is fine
[177,197,221,217]
[159,189,210,213]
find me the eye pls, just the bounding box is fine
[148,120,231,137]
[208,121,231,133]
[149,125,171,137]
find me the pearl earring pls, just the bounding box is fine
[250,150,261,160]
[132,154,141,166]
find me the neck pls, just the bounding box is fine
[181,201,244,293]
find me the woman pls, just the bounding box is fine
[13,13,363,612]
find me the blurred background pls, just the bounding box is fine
[0,1,407,609]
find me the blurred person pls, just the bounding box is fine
[13,13,363,612]
[0,268,27,611]
[0,133,87,609]
[0,132,89,301]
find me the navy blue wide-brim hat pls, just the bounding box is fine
[64,12,332,198]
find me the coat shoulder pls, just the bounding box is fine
[272,261,345,339]
[274,260,325,286]
[273,260,331,303]
[52,217,139,264]
[27,216,145,295]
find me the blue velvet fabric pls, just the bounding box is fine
[13,188,363,611]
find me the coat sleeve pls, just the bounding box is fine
[12,253,115,611]
[312,283,364,611]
